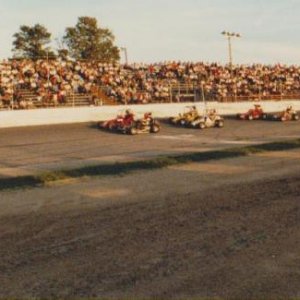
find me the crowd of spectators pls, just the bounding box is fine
[0,59,98,108]
[1,59,300,108]
[102,62,300,103]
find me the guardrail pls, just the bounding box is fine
[1,100,300,128]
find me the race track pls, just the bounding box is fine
[1,118,300,298]
[0,118,299,177]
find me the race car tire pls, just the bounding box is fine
[191,121,197,128]
[97,121,104,129]
[151,124,160,133]
[217,120,224,128]
[108,123,115,130]
[129,127,138,135]
[248,115,253,121]
[169,117,175,124]
[198,122,205,129]
[293,114,299,121]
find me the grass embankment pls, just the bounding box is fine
[1,139,300,191]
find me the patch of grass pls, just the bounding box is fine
[0,175,42,190]
[38,171,69,183]
[1,138,300,191]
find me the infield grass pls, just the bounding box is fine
[1,138,300,190]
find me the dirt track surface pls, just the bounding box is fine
[1,150,300,298]
[0,119,299,177]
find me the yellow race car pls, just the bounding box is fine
[169,106,201,127]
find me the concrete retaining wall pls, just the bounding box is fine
[1,100,300,128]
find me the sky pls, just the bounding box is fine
[0,0,300,65]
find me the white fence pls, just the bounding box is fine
[1,100,300,128]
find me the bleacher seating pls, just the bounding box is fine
[1,59,300,110]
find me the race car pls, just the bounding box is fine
[129,112,160,135]
[262,106,299,121]
[237,104,264,120]
[98,109,135,134]
[190,109,224,129]
[98,110,160,135]
[169,106,200,127]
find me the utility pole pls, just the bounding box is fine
[120,47,128,65]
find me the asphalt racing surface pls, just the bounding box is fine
[1,118,300,298]
[0,118,299,177]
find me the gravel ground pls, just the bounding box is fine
[1,149,300,298]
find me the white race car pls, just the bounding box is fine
[190,109,224,129]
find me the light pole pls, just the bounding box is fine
[221,31,241,69]
[11,80,16,110]
[119,47,128,65]
[44,47,51,104]
[46,49,50,92]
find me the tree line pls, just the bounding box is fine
[12,16,120,62]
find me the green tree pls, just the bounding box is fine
[12,24,55,59]
[63,16,120,62]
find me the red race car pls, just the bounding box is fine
[98,110,160,135]
[237,104,264,120]
[98,109,135,134]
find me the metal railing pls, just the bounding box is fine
[0,92,95,110]
[2,83,300,111]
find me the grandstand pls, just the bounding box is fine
[1,60,300,110]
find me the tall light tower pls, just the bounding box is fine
[221,31,241,69]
